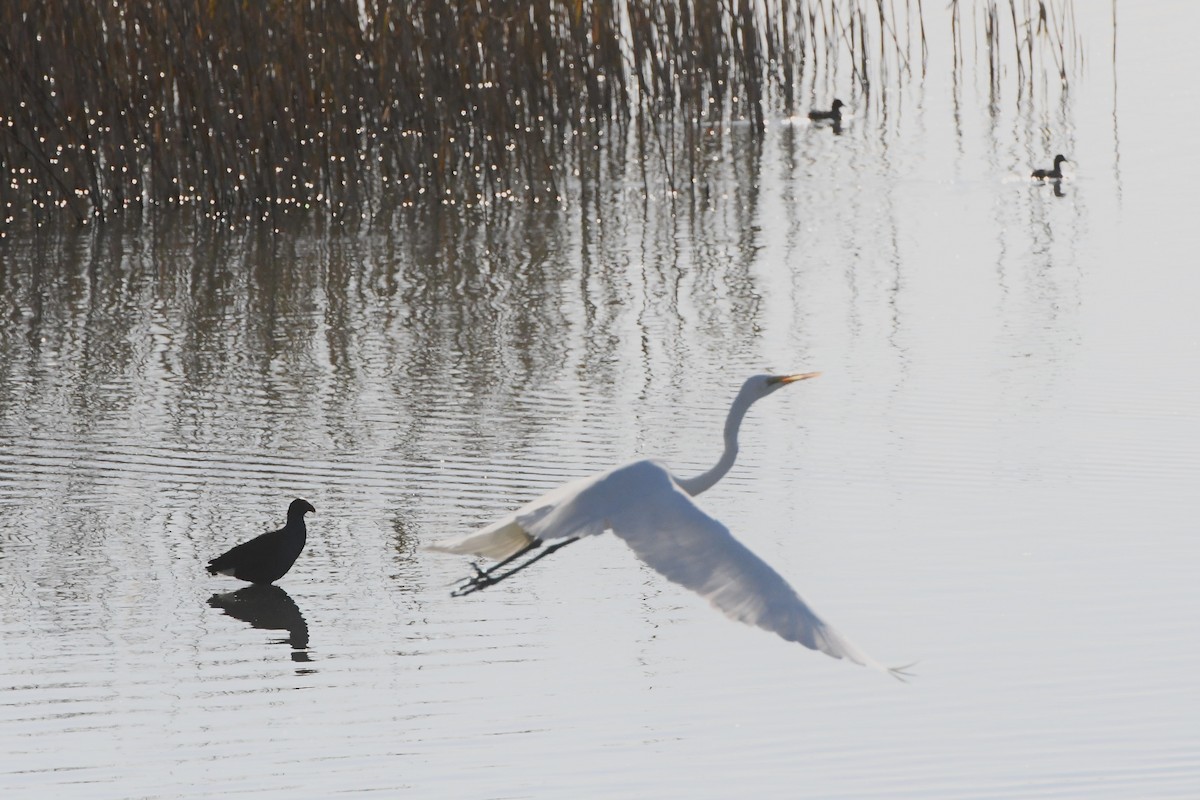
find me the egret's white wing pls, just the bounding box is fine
[602,466,885,669]
[427,467,630,560]
[428,516,536,561]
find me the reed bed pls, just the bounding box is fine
[0,1,1077,223]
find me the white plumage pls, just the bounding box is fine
[432,373,906,677]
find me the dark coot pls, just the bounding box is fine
[207,498,315,584]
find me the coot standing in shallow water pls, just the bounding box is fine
[808,98,845,124]
[1032,154,1069,180]
[207,498,315,584]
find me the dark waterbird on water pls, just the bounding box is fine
[808,99,845,124]
[207,499,315,584]
[1032,154,1069,180]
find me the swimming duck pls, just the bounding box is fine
[808,99,845,124]
[1032,154,1069,180]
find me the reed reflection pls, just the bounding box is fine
[209,584,312,665]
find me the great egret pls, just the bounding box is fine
[1032,154,1069,180]
[207,498,315,584]
[808,99,845,123]
[432,373,907,677]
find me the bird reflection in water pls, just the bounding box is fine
[208,584,313,665]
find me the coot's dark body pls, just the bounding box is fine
[207,499,315,584]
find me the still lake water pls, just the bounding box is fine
[3,7,1200,798]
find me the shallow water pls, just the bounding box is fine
[4,6,1200,798]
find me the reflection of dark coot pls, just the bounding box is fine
[207,499,315,584]
[208,584,310,656]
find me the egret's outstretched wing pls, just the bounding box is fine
[428,515,537,561]
[427,467,630,560]
[604,468,886,670]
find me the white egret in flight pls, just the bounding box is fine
[432,372,908,678]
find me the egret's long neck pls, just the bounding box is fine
[675,392,754,497]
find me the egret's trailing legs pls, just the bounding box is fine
[452,537,581,597]
[451,539,538,595]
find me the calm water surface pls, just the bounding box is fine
[3,7,1200,798]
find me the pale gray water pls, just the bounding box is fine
[3,6,1200,798]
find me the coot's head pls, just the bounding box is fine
[288,498,316,518]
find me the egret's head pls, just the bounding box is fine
[741,371,821,402]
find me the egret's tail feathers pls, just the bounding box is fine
[427,521,536,561]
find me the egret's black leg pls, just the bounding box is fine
[452,538,543,596]
[451,537,581,597]
[468,539,541,581]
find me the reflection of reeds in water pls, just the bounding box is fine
[1,1,1076,221]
